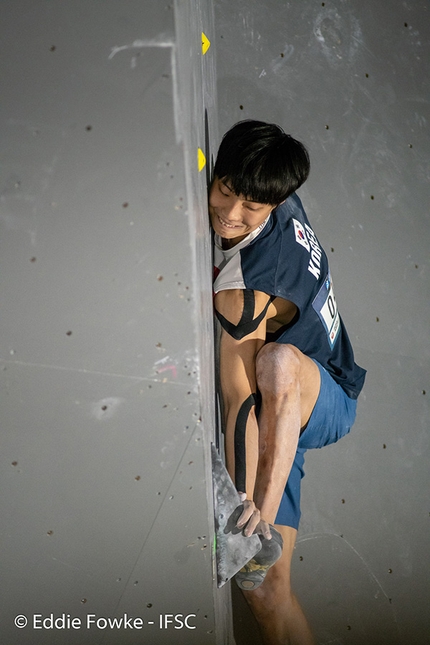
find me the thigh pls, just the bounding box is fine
[299,360,357,450]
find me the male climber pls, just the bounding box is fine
[210,120,366,645]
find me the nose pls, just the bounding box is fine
[223,197,242,221]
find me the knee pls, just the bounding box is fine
[243,567,293,612]
[256,343,301,395]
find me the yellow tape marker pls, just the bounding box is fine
[202,32,211,55]
[197,148,206,172]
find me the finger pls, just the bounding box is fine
[244,518,271,539]
[241,507,261,536]
[236,506,253,528]
[236,500,255,528]
[243,513,260,537]
[259,520,272,540]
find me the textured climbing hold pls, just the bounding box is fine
[202,32,211,55]
[197,148,206,172]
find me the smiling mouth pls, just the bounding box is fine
[217,215,242,230]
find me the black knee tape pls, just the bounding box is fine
[234,393,256,493]
[216,291,274,340]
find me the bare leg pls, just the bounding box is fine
[253,343,320,524]
[240,344,320,643]
[243,525,315,645]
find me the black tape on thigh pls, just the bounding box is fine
[234,393,256,493]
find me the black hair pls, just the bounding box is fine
[213,120,310,205]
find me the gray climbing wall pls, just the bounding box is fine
[215,0,430,644]
[0,1,234,644]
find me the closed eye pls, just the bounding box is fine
[219,183,232,197]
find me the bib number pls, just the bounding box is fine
[312,273,340,349]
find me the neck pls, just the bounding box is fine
[221,234,248,250]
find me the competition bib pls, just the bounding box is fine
[312,273,340,349]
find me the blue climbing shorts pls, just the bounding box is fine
[274,360,357,530]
